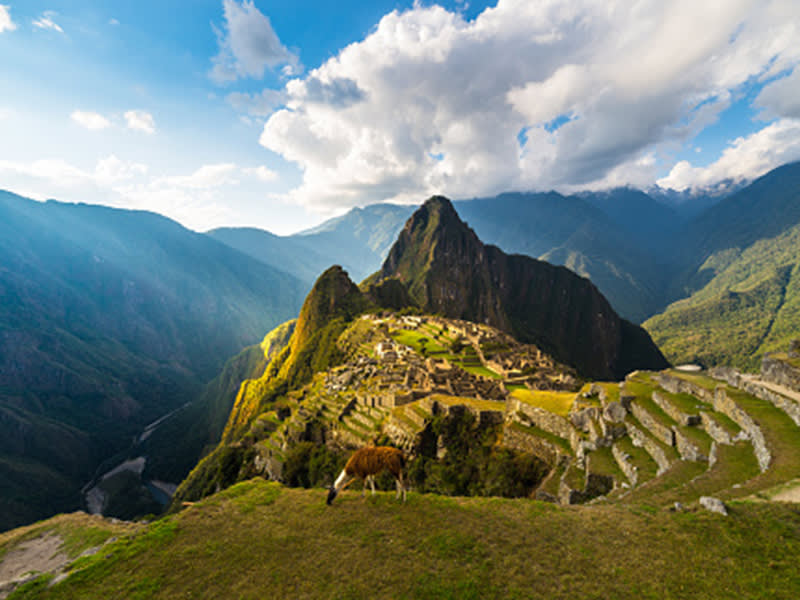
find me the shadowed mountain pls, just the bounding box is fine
[0,191,306,530]
[370,196,668,379]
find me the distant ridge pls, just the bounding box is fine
[370,196,669,379]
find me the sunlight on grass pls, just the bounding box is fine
[511,389,575,416]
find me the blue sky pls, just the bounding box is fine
[1,1,799,234]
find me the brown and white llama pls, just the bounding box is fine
[326,446,407,505]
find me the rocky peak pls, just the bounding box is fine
[291,265,365,355]
[372,196,668,379]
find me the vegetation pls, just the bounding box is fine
[409,410,548,498]
[511,389,576,417]
[6,481,800,599]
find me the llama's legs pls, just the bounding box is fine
[369,475,376,495]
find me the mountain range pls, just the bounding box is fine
[2,160,800,530]
[0,191,306,530]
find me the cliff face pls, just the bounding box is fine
[375,196,668,379]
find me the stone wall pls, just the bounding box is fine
[712,388,770,472]
[672,428,706,462]
[654,373,714,402]
[506,397,574,440]
[612,444,637,486]
[625,422,671,475]
[711,365,800,428]
[761,355,800,392]
[630,403,675,446]
[699,411,734,445]
[501,426,562,465]
[652,391,701,426]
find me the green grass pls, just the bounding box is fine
[390,329,447,355]
[430,395,506,413]
[459,364,502,380]
[716,388,800,501]
[511,389,575,417]
[613,437,658,484]
[7,480,800,599]
[507,422,573,455]
[586,446,625,482]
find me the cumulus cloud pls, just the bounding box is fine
[254,0,800,213]
[124,110,156,134]
[71,110,111,130]
[33,11,64,33]
[0,4,16,32]
[0,155,147,190]
[657,119,800,191]
[210,0,300,84]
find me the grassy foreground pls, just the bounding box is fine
[7,479,800,600]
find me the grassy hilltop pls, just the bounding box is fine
[3,480,800,600]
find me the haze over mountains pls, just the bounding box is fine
[0,191,306,530]
[1,160,800,530]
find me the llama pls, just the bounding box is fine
[326,446,407,505]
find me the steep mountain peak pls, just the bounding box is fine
[372,197,668,379]
[291,265,365,354]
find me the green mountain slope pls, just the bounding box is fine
[0,191,306,531]
[645,162,800,370]
[372,196,668,379]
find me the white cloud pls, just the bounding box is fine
[94,154,148,185]
[0,155,147,189]
[33,11,64,33]
[71,110,111,131]
[210,0,300,84]
[109,18,119,26]
[253,0,800,213]
[657,119,800,191]
[243,165,278,182]
[756,68,800,120]
[157,163,239,189]
[0,4,16,32]
[124,110,156,134]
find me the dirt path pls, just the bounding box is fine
[771,480,800,502]
[0,534,67,599]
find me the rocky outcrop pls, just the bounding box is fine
[699,496,728,515]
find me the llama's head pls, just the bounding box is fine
[326,485,338,505]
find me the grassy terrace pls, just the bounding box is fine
[654,387,710,414]
[10,480,800,599]
[511,389,575,417]
[624,413,680,461]
[675,423,713,455]
[537,459,567,497]
[430,394,505,413]
[587,446,625,482]
[595,382,620,403]
[717,388,800,501]
[508,422,573,455]
[665,370,719,391]
[613,437,658,484]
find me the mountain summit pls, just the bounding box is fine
[373,196,668,379]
